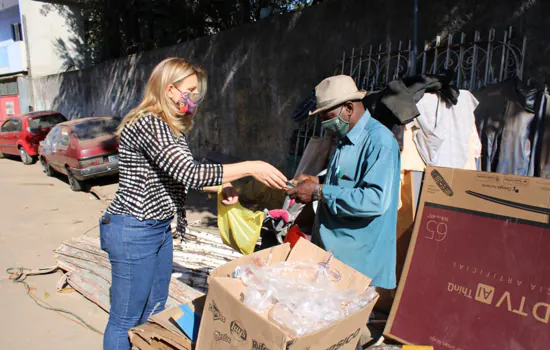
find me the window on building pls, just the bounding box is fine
[0,79,19,96]
[11,23,22,42]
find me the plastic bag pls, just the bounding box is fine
[233,258,379,337]
[217,186,264,255]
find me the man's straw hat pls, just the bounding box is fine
[309,75,367,115]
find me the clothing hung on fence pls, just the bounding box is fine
[534,91,550,178]
[411,90,480,169]
[474,79,540,176]
[291,89,316,122]
[364,74,460,150]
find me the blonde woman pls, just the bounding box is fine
[100,58,287,350]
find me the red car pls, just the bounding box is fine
[0,111,67,164]
[38,116,120,191]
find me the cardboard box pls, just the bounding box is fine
[385,167,550,350]
[196,238,378,350]
[129,296,205,350]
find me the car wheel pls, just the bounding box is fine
[40,157,54,177]
[19,147,35,165]
[67,169,86,192]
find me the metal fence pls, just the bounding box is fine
[338,26,527,91]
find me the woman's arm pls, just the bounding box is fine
[221,161,286,188]
[133,116,287,189]
[203,161,288,190]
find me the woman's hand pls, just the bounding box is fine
[221,183,239,206]
[250,161,288,189]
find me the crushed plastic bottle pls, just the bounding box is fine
[233,257,378,337]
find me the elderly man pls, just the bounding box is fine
[288,75,400,291]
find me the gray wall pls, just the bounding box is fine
[20,0,86,77]
[16,75,31,113]
[31,0,550,172]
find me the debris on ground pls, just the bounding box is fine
[89,185,116,202]
[54,225,244,311]
[171,224,243,293]
[55,235,205,312]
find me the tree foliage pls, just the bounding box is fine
[50,0,327,65]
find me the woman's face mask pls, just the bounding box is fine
[321,106,350,137]
[173,87,201,116]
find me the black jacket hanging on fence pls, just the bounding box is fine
[291,90,316,122]
[363,74,460,149]
[474,78,540,176]
[535,91,550,178]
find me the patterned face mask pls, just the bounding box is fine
[173,87,201,116]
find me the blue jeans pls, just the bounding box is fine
[99,213,173,350]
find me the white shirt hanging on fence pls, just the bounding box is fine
[411,90,480,169]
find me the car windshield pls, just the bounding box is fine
[29,114,67,130]
[73,118,119,141]
[28,114,67,131]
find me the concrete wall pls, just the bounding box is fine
[31,0,550,172]
[19,0,84,77]
[16,75,30,112]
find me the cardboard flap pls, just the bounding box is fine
[147,297,206,341]
[149,308,187,336]
[287,238,372,290]
[129,332,153,350]
[130,322,191,350]
[423,167,550,224]
[210,243,291,278]
[197,277,289,350]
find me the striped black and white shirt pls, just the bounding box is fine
[107,114,223,233]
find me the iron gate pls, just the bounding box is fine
[338,26,527,91]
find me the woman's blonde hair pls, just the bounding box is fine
[117,57,207,137]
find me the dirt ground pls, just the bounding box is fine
[0,157,218,349]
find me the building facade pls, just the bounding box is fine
[0,0,83,123]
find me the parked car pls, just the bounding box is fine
[38,116,120,191]
[0,111,67,164]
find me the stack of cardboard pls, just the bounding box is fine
[129,297,205,350]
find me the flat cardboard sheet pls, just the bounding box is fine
[129,297,205,350]
[385,167,550,350]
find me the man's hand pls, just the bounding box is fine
[291,174,319,186]
[287,179,317,204]
[221,183,239,206]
